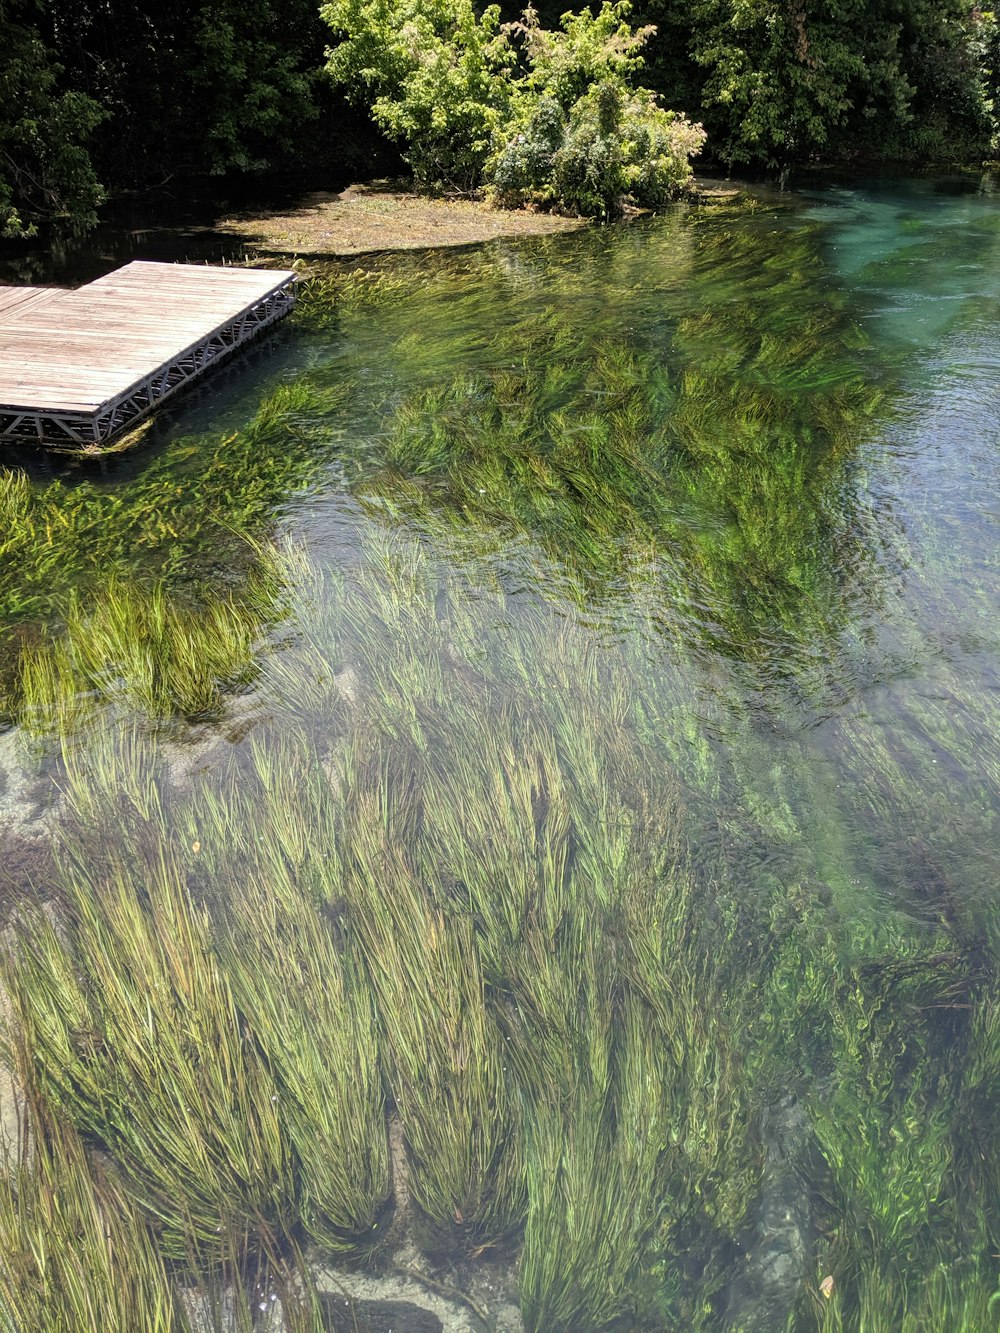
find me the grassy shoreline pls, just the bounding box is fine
[214,176,758,261]
[216,182,589,259]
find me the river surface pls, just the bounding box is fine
[1,175,999,1330]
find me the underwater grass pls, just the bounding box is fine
[3,545,1000,1327]
[816,1265,1000,1333]
[6,570,283,731]
[188,744,392,1256]
[262,544,765,1321]
[0,1110,186,1333]
[328,732,526,1251]
[0,205,901,747]
[278,538,1000,1327]
[0,373,352,628]
[1,199,1000,1331]
[3,205,901,698]
[5,531,998,1328]
[3,774,296,1257]
[0,1085,324,1333]
[301,214,899,673]
[505,797,760,1331]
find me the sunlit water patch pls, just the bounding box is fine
[1,178,999,1331]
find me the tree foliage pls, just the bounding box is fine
[0,0,998,236]
[0,0,104,237]
[323,0,515,189]
[44,0,325,181]
[0,0,335,234]
[642,0,996,168]
[323,0,705,214]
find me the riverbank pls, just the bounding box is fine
[215,182,589,258]
[0,175,762,286]
[214,176,755,260]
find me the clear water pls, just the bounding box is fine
[2,174,1000,1329]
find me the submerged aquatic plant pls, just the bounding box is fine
[3,193,1000,1332]
[191,745,392,1255]
[3,547,296,731]
[329,733,527,1251]
[0,374,352,626]
[4,775,297,1256]
[3,533,1000,1328]
[0,1111,186,1333]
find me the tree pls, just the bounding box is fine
[642,0,995,168]
[323,0,704,211]
[0,0,104,237]
[41,0,324,185]
[322,0,515,190]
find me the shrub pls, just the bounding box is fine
[322,0,514,189]
[323,0,705,214]
[620,89,707,206]
[487,5,705,217]
[491,78,705,218]
[0,15,104,238]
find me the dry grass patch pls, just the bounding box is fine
[217,183,587,257]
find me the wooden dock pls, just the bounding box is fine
[0,261,298,448]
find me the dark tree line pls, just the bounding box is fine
[0,0,382,237]
[2,0,997,236]
[638,0,998,169]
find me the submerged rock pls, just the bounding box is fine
[180,1287,286,1333]
[0,1037,23,1167]
[0,730,57,843]
[723,1096,813,1332]
[319,1295,443,1332]
[313,1253,522,1333]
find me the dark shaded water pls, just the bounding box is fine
[1,175,999,1329]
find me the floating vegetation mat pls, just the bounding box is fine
[1,178,1000,1330]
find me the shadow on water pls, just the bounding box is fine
[0,172,367,285]
[2,183,1000,1329]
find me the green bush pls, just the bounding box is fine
[491,78,705,218]
[488,4,704,217]
[644,0,995,169]
[0,7,104,237]
[322,0,704,214]
[322,0,514,189]
[621,88,706,205]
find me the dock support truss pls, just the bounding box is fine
[0,276,297,448]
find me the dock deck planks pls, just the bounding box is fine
[0,260,298,447]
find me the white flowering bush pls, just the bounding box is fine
[491,79,706,218]
[620,92,708,208]
[489,5,705,217]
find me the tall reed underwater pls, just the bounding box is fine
[0,530,997,1329]
[2,183,1000,1329]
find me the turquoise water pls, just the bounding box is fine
[2,175,1000,1329]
